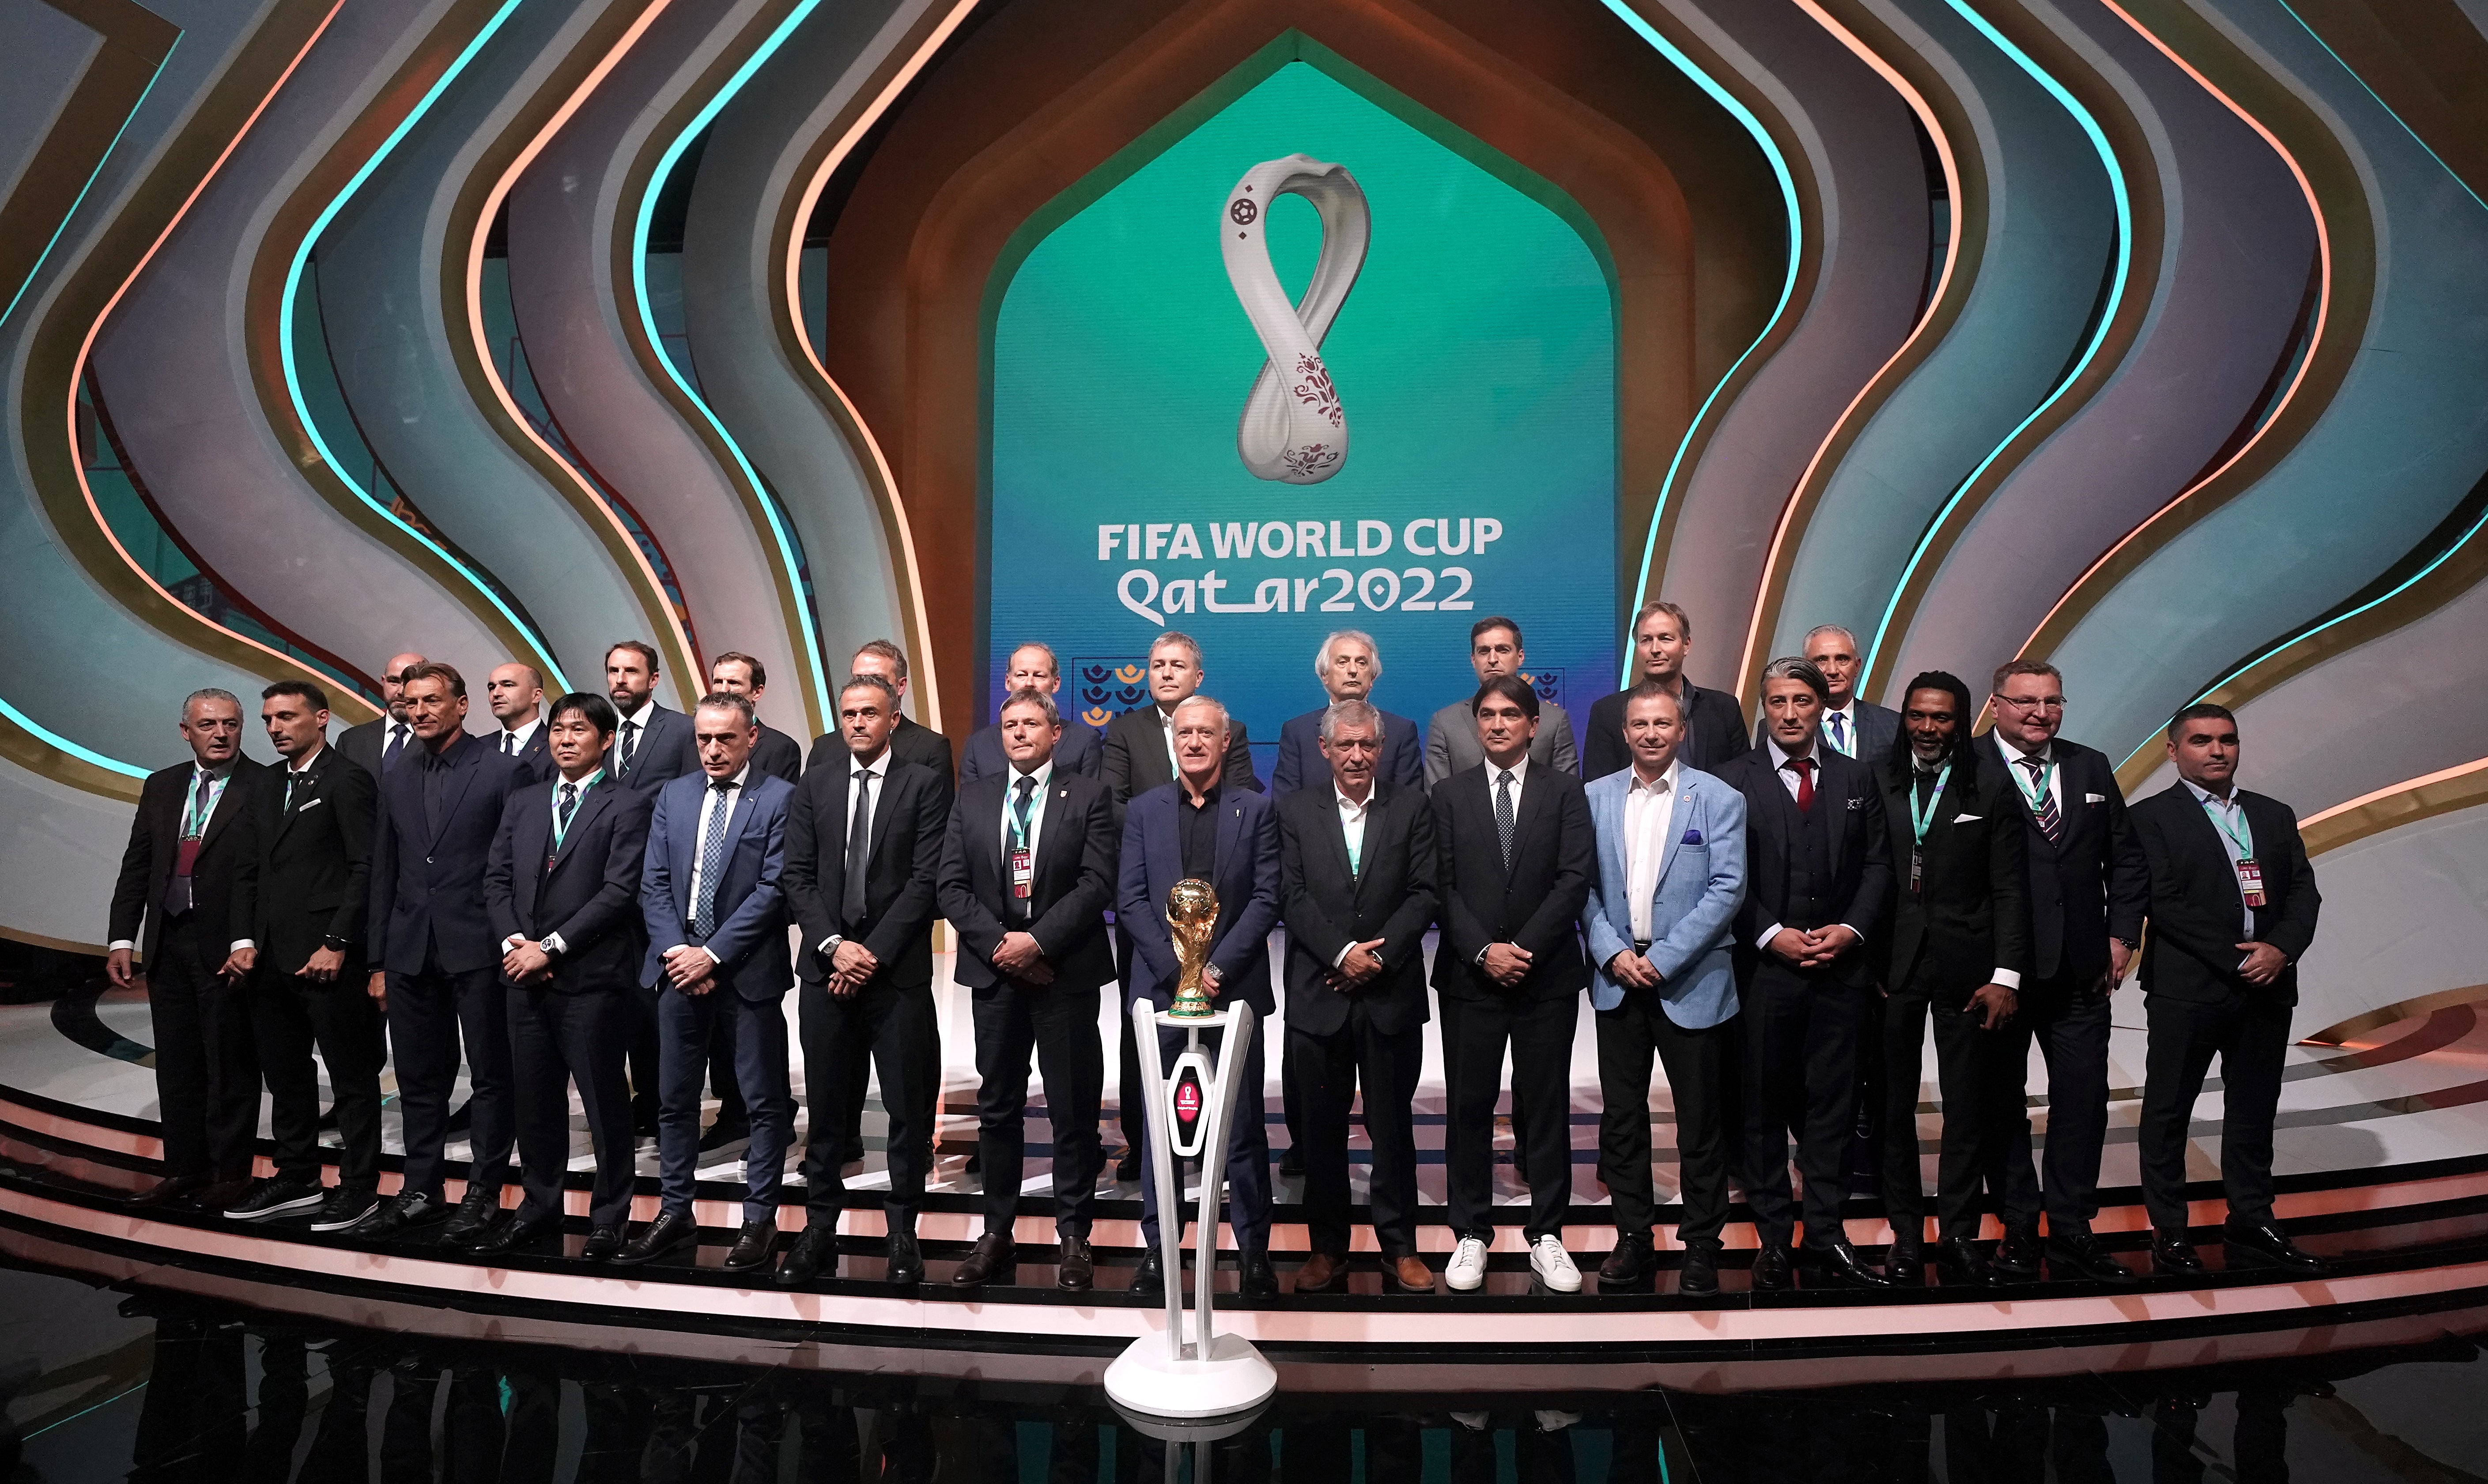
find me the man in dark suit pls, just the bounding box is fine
[1425,617,1578,785]
[603,639,698,1133]
[2133,704,2324,1277]
[937,688,1118,1291]
[1872,672,2031,1288]
[1716,657,1891,1289]
[1789,625,1901,763]
[1270,631,1422,797]
[107,687,266,1212]
[1981,658,2147,1283]
[359,663,529,1245]
[1277,700,1438,1294]
[709,652,801,785]
[1432,675,1595,1295]
[225,681,385,1231]
[777,673,950,1287]
[484,663,553,783]
[337,650,426,779]
[619,693,797,1271]
[804,640,955,801]
[1585,601,1748,781]
[479,692,653,1260]
[959,642,1102,782]
[1120,695,1282,1298]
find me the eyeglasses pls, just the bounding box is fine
[1992,695,2066,711]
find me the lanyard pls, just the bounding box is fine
[2006,752,2054,813]
[1008,774,1040,849]
[1907,763,1952,843]
[2197,792,2254,858]
[180,769,226,841]
[551,770,602,851]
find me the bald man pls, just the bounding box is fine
[485,662,552,783]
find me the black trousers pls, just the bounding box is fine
[1880,980,2034,1244]
[1288,1005,1423,1257]
[2007,968,2114,1232]
[389,964,513,1199]
[970,976,1103,1238]
[1114,924,1142,1155]
[1442,990,1576,1243]
[1596,988,1733,1246]
[2139,988,2290,1231]
[251,967,384,1192]
[507,984,635,1227]
[147,917,261,1180]
[1740,966,1865,1247]
[799,977,938,1231]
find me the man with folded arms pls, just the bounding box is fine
[480,693,652,1259]
[937,688,1118,1291]
[1278,700,1439,1295]
[1581,683,1746,1297]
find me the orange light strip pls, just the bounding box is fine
[778,0,983,732]
[2009,0,2333,665]
[2299,756,2488,834]
[1735,0,1966,701]
[68,3,351,688]
[462,0,698,688]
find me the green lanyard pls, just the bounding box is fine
[2198,792,2254,860]
[551,769,603,851]
[180,769,226,840]
[2006,752,2053,812]
[1907,763,1952,843]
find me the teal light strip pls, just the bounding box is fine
[630,0,833,726]
[1862,0,2133,683]
[1598,0,1803,688]
[0,35,181,330]
[0,695,148,778]
[2270,0,2488,217]
[275,0,569,690]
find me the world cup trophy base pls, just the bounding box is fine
[1104,1329,1277,1420]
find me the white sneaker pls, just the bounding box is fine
[1445,1235,1490,1291]
[1531,1234,1582,1293]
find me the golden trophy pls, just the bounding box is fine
[1165,878,1221,1018]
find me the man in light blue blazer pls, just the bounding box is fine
[1582,681,1747,1297]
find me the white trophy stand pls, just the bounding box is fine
[1102,1000,1279,1422]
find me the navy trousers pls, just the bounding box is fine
[655,986,792,1223]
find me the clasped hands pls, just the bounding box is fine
[1326,939,1386,991]
[1766,924,1860,969]
[501,936,553,986]
[992,931,1055,986]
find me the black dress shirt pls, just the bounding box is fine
[1178,783,1223,880]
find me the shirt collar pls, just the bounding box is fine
[558,767,605,793]
[1335,783,1373,818]
[850,749,888,780]
[194,757,237,781]
[1488,753,1531,787]
[711,764,751,790]
[1992,731,2053,767]
[1628,759,1680,797]
[286,744,325,775]
[1010,758,1053,792]
[1182,779,1223,809]
[502,715,541,746]
[426,731,468,767]
[2182,777,2238,809]
[1767,737,1818,771]
[623,699,657,728]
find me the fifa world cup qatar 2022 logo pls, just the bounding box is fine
[1221,154,1369,486]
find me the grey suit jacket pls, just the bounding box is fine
[1423,699,1577,788]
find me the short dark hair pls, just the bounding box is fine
[401,661,466,699]
[261,679,331,711]
[1758,656,1829,703]
[1471,673,1540,718]
[1991,657,2062,696]
[547,691,618,737]
[1470,616,1522,649]
[1622,678,1682,716]
[604,639,659,673]
[710,651,766,688]
[853,639,908,680]
[2167,701,2236,738]
[998,687,1060,726]
[694,692,756,729]
[1898,671,1975,765]
[840,672,899,710]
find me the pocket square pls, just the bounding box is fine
[2084,792,2108,803]
[1953,812,1982,823]
[295,798,324,812]
[1845,797,1864,810]
[1680,829,1704,846]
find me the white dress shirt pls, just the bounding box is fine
[111,760,253,955]
[617,699,657,769]
[1623,760,1681,946]
[1819,700,1860,758]
[680,764,749,963]
[497,715,542,758]
[1474,755,1532,964]
[505,767,607,958]
[1755,739,1861,953]
[2183,777,2259,938]
[1329,784,1376,967]
[1000,758,1054,863]
[820,750,890,954]
[1991,731,2065,818]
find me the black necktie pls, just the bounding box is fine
[1009,775,1038,922]
[843,768,874,927]
[285,769,309,813]
[619,720,640,773]
[501,732,516,756]
[383,724,408,769]
[556,780,580,838]
[1495,770,1517,870]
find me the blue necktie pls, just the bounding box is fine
[690,778,737,938]
[1828,712,1848,755]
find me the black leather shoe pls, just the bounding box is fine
[361,1190,450,1241]
[842,1136,867,1165]
[2151,1228,2206,1277]
[615,1208,699,1266]
[1115,1146,1141,1182]
[581,1225,625,1262]
[126,1173,211,1210]
[470,1211,561,1257]
[1801,1239,1893,1288]
[2224,1220,2327,1275]
[631,1102,659,1138]
[952,1233,1017,1288]
[1937,1237,2003,1288]
[775,1224,837,1286]
[1751,1243,1793,1291]
[1130,1248,1166,1297]
[698,1120,751,1154]
[439,1186,504,1247]
[1885,1235,1925,1284]
[1992,1224,2043,1282]
[1057,1237,1094,1291]
[1240,1250,1279,1298]
[2046,1230,2138,1283]
[886,1231,924,1286]
[1598,1233,1651,1288]
[722,1220,778,1273]
[225,1174,327,1221]
[1278,1145,1303,1179]
[309,1186,382,1233]
[1678,1242,1721,1299]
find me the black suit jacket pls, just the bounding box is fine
[959,720,1101,783]
[1279,782,1439,1035]
[782,755,948,989]
[109,759,267,966]
[368,732,528,975]
[2131,783,2319,1007]
[336,717,407,782]
[1270,706,1423,797]
[487,724,553,785]
[1584,682,1751,781]
[807,714,952,785]
[1875,750,2029,1001]
[939,767,1118,993]
[1430,763,1593,1002]
[1975,734,2146,983]
[1716,745,1891,989]
[608,703,699,793]
[1101,704,1261,812]
[484,777,652,991]
[749,722,801,785]
[253,748,375,977]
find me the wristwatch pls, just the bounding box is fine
[537,937,562,957]
[321,934,349,953]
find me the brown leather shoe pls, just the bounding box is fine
[1057,1237,1094,1291]
[1295,1250,1347,1294]
[951,1232,1016,1288]
[1388,1254,1434,1293]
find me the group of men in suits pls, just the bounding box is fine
[107,595,2326,1298]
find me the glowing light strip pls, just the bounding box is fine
[630,0,832,725]
[0,695,145,778]
[1860,0,2133,686]
[1599,0,1802,687]
[463,0,695,695]
[2299,757,2488,835]
[2271,0,2488,215]
[275,0,568,688]
[1737,0,1966,699]
[0,36,180,329]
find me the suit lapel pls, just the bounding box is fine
[1214,791,1246,886]
[426,744,480,849]
[865,766,901,864]
[273,751,325,843]
[198,766,247,855]
[548,782,608,873]
[1326,793,1361,897]
[1654,778,1695,884]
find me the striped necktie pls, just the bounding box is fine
[2021,758,2062,844]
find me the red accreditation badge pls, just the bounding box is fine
[2236,856,2266,909]
[1909,846,1923,895]
[1009,845,1033,901]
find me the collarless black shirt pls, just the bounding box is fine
[1177,782,1223,880]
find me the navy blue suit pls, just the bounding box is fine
[1118,781,1280,1253]
[639,767,796,1221]
[608,702,700,793]
[490,723,554,785]
[1268,706,1423,797]
[960,720,1101,783]
[368,731,527,1199]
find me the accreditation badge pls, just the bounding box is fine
[1010,845,1034,901]
[2235,856,2266,909]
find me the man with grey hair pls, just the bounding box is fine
[1752,624,1900,763]
[1271,630,1422,797]
[108,687,270,1212]
[961,641,1102,782]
